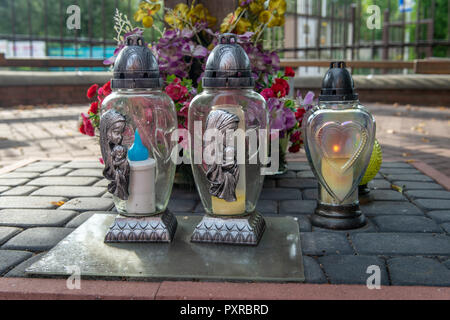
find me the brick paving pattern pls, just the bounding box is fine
[0,160,448,286]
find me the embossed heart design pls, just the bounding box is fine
[315,121,368,173]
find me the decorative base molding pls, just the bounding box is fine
[104,210,177,243]
[311,202,367,230]
[191,212,266,246]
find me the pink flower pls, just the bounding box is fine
[102,81,112,96]
[80,113,95,136]
[165,83,188,102]
[99,157,104,165]
[289,143,300,153]
[261,88,275,100]
[290,131,301,143]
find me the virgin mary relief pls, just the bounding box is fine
[205,109,240,202]
[100,109,130,200]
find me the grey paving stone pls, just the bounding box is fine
[0,172,40,179]
[194,202,205,213]
[368,179,392,189]
[4,252,46,278]
[58,197,114,211]
[413,199,450,211]
[0,186,11,193]
[392,181,443,190]
[263,179,276,188]
[386,174,433,182]
[369,190,407,201]
[0,178,30,186]
[302,189,318,200]
[16,165,57,173]
[102,192,112,198]
[61,161,104,169]
[300,232,354,255]
[27,177,99,186]
[380,162,412,169]
[65,211,115,228]
[444,259,450,270]
[94,179,109,187]
[351,233,450,255]
[297,171,315,179]
[295,216,311,232]
[0,209,77,228]
[372,216,441,233]
[34,161,66,166]
[319,255,389,285]
[405,190,450,200]
[277,178,318,189]
[441,223,450,233]
[0,196,68,209]
[260,188,302,200]
[256,200,277,214]
[68,169,104,177]
[2,227,74,252]
[303,256,327,284]
[287,162,311,171]
[0,250,33,275]
[0,227,22,245]
[427,211,450,223]
[361,201,423,216]
[379,168,420,175]
[1,186,38,196]
[41,168,73,177]
[388,257,450,287]
[167,199,197,213]
[31,186,106,198]
[280,200,316,215]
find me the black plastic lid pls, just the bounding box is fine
[319,61,358,102]
[202,33,255,88]
[111,34,163,89]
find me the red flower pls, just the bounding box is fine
[102,81,112,96]
[295,108,306,121]
[98,87,104,97]
[275,78,290,93]
[290,131,301,143]
[166,83,188,102]
[285,67,295,77]
[87,84,99,99]
[289,143,300,153]
[261,88,275,100]
[99,157,104,165]
[271,83,286,98]
[88,101,99,115]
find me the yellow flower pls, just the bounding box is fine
[142,15,154,28]
[259,10,272,24]
[187,4,217,28]
[220,8,250,34]
[269,0,286,16]
[164,3,189,29]
[134,0,160,28]
[249,0,265,15]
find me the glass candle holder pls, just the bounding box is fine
[99,35,178,242]
[303,62,376,230]
[188,34,269,245]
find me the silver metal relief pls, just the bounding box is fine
[205,109,240,202]
[100,109,130,200]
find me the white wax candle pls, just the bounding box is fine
[321,157,353,204]
[126,158,156,215]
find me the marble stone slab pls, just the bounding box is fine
[26,214,304,282]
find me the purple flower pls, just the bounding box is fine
[297,90,316,111]
[267,98,296,132]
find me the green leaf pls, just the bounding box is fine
[166,74,176,83]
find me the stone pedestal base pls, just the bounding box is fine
[191,212,266,246]
[311,202,367,230]
[104,210,177,243]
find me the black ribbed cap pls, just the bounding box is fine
[202,33,255,88]
[111,34,163,89]
[319,61,358,102]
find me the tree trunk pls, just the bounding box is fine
[164,0,238,31]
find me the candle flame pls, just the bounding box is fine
[333,144,340,153]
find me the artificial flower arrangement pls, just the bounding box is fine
[80,1,316,173]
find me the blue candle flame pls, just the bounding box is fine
[128,129,149,161]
